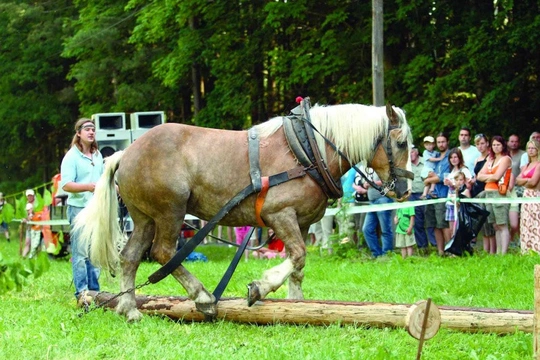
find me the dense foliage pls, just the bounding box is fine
[0,251,49,294]
[1,0,539,193]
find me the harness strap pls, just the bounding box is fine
[248,127,268,226]
[212,226,255,303]
[147,166,306,285]
[248,128,262,192]
[283,115,343,199]
[255,177,270,227]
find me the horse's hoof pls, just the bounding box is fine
[126,309,143,322]
[195,302,217,321]
[247,282,261,306]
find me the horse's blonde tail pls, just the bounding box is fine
[73,150,124,272]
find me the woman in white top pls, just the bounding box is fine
[443,148,473,231]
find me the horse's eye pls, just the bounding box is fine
[397,141,408,149]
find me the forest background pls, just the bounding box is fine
[1,0,539,195]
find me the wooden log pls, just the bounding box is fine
[406,299,441,340]
[87,291,533,334]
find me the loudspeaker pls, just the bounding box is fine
[92,113,132,156]
[130,111,166,141]
[92,112,127,131]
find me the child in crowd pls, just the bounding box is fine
[446,171,471,235]
[22,202,42,258]
[394,205,416,258]
[234,226,252,245]
[252,229,286,259]
[421,136,443,198]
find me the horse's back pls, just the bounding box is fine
[116,123,251,219]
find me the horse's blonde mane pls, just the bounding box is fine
[255,103,410,165]
[256,116,283,138]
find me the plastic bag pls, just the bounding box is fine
[445,194,490,256]
[185,252,208,262]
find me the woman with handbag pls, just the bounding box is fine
[516,139,540,253]
[477,135,512,254]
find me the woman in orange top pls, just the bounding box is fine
[516,139,540,253]
[477,135,512,254]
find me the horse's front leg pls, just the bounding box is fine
[247,218,306,306]
[287,228,308,300]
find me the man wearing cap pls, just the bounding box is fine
[423,132,452,255]
[420,135,441,199]
[60,118,104,304]
[0,192,10,242]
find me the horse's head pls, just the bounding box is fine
[369,104,413,201]
[307,102,413,201]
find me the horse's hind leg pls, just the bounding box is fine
[247,213,306,305]
[116,216,155,322]
[150,217,217,317]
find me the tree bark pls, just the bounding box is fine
[88,292,533,334]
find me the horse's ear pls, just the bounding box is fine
[386,103,400,126]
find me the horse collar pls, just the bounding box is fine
[282,113,343,199]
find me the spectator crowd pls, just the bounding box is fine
[2,130,540,262]
[309,129,540,258]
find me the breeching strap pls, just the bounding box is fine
[212,226,255,303]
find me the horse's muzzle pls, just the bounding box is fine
[394,179,410,201]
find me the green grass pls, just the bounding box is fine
[0,237,537,360]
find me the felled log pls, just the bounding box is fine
[87,291,532,334]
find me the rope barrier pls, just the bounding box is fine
[6,185,540,224]
[324,195,540,216]
[2,181,54,202]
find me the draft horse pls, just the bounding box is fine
[75,101,413,322]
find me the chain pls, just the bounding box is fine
[78,280,152,317]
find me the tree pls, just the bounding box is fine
[0,1,79,194]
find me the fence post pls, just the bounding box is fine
[534,265,540,359]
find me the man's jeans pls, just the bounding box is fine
[362,197,394,257]
[409,193,436,248]
[68,206,100,299]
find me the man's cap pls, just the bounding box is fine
[423,136,435,143]
[25,189,35,196]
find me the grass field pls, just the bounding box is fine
[0,236,538,359]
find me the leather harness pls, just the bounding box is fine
[282,109,343,199]
[251,98,343,226]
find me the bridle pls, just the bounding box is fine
[295,98,414,197]
[358,126,414,196]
